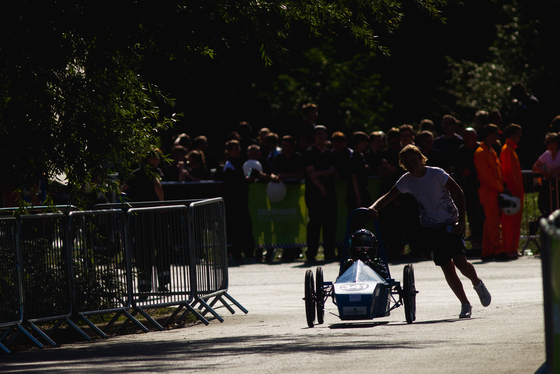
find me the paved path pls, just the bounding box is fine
[0,256,546,373]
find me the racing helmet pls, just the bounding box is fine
[498,193,521,215]
[349,229,378,262]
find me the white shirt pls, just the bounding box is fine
[538,150,560,178]
[396,167,458,227]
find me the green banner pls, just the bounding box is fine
[248,177,381,247]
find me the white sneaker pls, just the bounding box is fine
[459,303,472,318]
[474,280,491,307]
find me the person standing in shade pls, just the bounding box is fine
[500,124,523,260]
[455,127,484,253]
[222,140,256,264]
[303,125,337,263]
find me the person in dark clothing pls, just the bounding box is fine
[121,150,164,202]
[455,127,484,251]
[364,131,385,176]
[237,121,258,163]
[416,130,451,173]
[332,131,353,181]
[121,150,168,295]
[346,131,372,214]
[272,135,304,183]
[161,145,189,182]
[222,140,256,263]
[434,115,464,173]
[304,125,337,263]
[297,103,318,154]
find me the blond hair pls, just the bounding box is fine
[398,144,428,168]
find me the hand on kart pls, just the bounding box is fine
[368,207,378,220]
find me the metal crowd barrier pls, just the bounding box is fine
[0,217,24,353]
[67,210,147,337]
[18,213,89,346]
[161,181,223,200]
[188,198,248,319]
[127,205,208,328]
[538,211,560,373]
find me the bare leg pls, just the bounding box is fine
[452,254,482,287]
[440,260,469,305]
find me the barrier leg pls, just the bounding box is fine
[0,342,10,354]
[222,292,249,314]
[48,317,91,342]
[23,322,56,347]
[103,311,124,332]
[193,298,224,322]
[78,314,108,339]
[134,307,164,331]
[174,303,210,326]
[121,309,150,333]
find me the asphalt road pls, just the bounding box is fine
[0,256,546,373]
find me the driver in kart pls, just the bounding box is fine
[338,229,389,279]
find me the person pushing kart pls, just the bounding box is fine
[339,229,389,279]
[368,144,491,318]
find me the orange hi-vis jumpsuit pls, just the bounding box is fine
[474,142,505,258]
[500,138,524,255]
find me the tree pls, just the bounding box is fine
[446,0,560,126]
[0,0,450,207]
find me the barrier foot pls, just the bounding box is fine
[121,309,149,333]
[193,298,224,322]
[49,317,91,342]
[134,307,164,331]
[78,314,107,339]
[103,311,123,332]
[223,292,249,314]
[3,327,44,349]
[174,303,210,326]
[24,322,56,347]
[0,342,10,354]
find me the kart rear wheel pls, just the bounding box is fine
[403,264,416,324]
[305,269,316,327]
[316,267,324,324]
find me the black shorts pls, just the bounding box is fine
[422,225,466,266]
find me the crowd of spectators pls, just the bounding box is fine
[123,83,558,265]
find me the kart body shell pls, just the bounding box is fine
[334,260,390,320]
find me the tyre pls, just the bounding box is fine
[316,267,324,324]
[305,269,316,327]
[403,264,416,324]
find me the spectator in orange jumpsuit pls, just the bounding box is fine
[474,124,507,261]
[499,124,523,260]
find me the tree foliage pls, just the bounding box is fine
[446,0,560,125]
[264,40,390,134]
[0,0,450,206]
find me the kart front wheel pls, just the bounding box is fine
[305,269,316,327]
[316,267,324,324]
[403,264,416,324]
[403,264,417,323]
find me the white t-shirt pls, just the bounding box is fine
[396,167,458,227]
[538,150,560,178]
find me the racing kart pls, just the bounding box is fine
[304,208,417,327]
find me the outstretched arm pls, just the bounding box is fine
[368,185,401,219]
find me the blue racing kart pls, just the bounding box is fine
[304,208,417,327]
